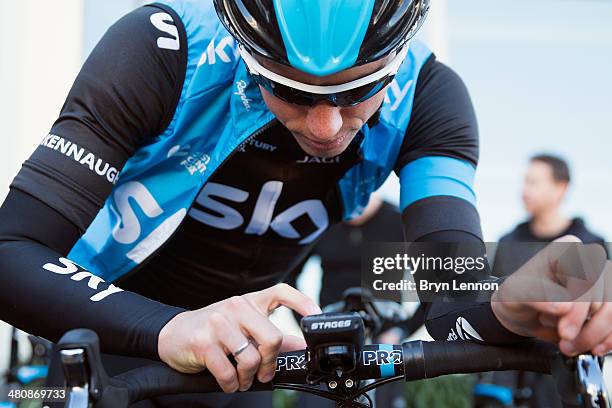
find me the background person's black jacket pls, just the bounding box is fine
[493,217,607,278]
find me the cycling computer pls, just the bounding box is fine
[300,312,365,385]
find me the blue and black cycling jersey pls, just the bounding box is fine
[0,2,524,362]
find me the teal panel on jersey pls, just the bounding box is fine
[399,156,477,212]
[273,0,376,76]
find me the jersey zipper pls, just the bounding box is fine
[115,119,278,284]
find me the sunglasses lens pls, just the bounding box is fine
[248,71,394,107]
[333,78,392,106]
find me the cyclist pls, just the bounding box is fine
[0,1,610,406]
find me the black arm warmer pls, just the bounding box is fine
[0,189,185,359]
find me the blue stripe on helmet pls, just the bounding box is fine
[378,344,396,378]
[399,156,477,211]
[273,0,376,76]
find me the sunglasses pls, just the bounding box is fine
[238,44,409,107]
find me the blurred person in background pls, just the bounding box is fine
[288,195,424,408]
[485,154,607,408]
[494,154,606,277]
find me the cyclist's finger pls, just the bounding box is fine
[531,326,560,343]
[498,270,572,306]
[558,301,590,342]
[213,305,264,391]
[561,302,612,356]
[536,235,583,273]
[248,283,321,317]
[237,310,284,383]
[222,334,261,391]
[203,344,239,393]
[525,301,572,316]
[233,340,261,392]
[592,331,612,356]
[280,334,307,352]
[589,264,612,356]
[538,313,558,329]
[254,334,306,383]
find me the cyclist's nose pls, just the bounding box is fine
[305,103,343,142]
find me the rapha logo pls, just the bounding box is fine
[234,80,252,111]
[43,258,123,302]
[384,79,413,112]
[447,317,484,342]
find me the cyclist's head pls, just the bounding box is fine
[523,154,571,215]
[215,0,430,157]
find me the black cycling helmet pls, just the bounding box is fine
[214,0,430,77]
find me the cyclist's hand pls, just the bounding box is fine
[491,235,611,356]
[157,283,321,392]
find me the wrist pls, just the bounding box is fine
[157,309,189,363]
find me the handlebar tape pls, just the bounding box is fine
[403,340,558,381]
[110,363,273,404]
[104,341,558,403]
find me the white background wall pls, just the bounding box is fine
[0,0,84,201]
[0,0,84,371]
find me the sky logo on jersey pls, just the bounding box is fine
[150,12,180,51]
[42,257,123,302]
[40,134,119,184]
[189,181,328,244]
[109,181,187,264]
[384,79,414,112]
[198,36,238,66]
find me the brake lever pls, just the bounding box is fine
[57,329,131,408]
[60,348,90,408]
[576,354,610,408]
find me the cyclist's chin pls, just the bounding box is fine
[293,131,355,158]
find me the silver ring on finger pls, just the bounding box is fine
[233,340,251,357]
